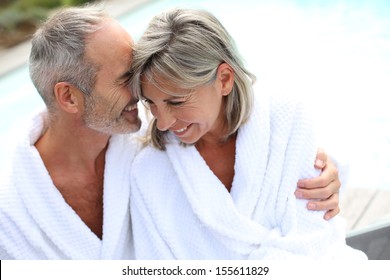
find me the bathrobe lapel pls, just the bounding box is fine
[13,112,136,259]
[163,94,272,255]
[14,113,101,259]
[100,134,135,259]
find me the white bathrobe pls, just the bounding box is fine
[0,110,139,259]
[130,93,367,260]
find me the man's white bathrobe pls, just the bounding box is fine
[0,111,139,259]
[130,93,366,259]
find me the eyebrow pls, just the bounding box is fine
[162,96,186,102]
[141,96,186,103]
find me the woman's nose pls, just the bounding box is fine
[152,105,176,131]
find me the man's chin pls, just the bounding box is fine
[121,119,142,134]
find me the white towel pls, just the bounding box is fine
[130,92,367,259]
[0,110,139,259]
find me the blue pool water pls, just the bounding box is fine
[1,0,389,190]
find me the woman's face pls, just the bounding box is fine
[141,63,234,144]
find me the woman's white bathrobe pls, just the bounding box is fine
[0,111,139,259]
[130,93,366,259]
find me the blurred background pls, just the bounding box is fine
[0,0,92,48]
[1,0,390,233]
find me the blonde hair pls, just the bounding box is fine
[130,8,256,150]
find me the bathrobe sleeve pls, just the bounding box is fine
[248,98,366,259]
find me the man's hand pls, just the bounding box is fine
[295,148,341,220]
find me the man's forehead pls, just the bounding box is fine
[84,20,133,70]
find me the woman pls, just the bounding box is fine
[129,8,365,259]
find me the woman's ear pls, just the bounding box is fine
[217,63,234,96]
[54,82,81,114]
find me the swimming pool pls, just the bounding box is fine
[1,0,389,191]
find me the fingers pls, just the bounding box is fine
[306,193,339,211]
[295,148,342,220]
[323,206,340,221]
[314,148,328,169]
[297,160,339,191]
[295,178,340,200]
[305,194,340,220]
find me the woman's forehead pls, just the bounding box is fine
[141,73,194,97]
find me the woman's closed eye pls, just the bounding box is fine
[165,96,189,106]
[141,97,187,108]
[167,100,185,106]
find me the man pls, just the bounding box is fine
[0,5,340,259]
[0,6,141,259]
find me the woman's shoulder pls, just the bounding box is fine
[254,89,311,124]
[250,87,314,143]
[253,82,307,110]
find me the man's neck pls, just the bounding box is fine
[35,121,110,173]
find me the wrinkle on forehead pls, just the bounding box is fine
[142,71,194,98]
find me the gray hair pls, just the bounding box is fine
[29,4,109,113]
[130,8,256,150]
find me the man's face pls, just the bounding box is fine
[82,19,141,135]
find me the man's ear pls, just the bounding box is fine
[217,63,235,96]
[54,82,81,114]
